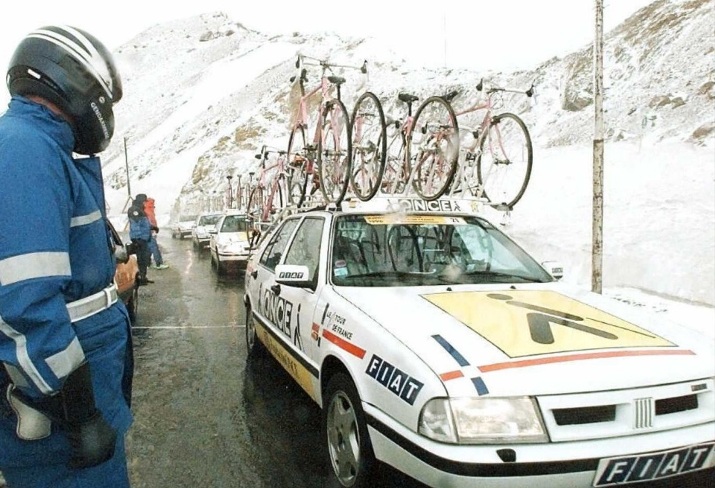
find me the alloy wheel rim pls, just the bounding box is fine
[327,391,360,487]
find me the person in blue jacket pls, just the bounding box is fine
[0,26,133,487]
[128,194,154,285]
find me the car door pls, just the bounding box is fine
[277,217,325,366]
[248,216,325,397]
[247,217,300,340]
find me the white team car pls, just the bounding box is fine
[192,211,223,251]
[209,210,252,274]
[242,197,715,488]
[171,214,197,239]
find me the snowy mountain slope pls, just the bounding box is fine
[99,2,714,307]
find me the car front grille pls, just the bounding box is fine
[538,379,714,441]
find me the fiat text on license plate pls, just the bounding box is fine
[593,442,714,486]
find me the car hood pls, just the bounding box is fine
[333,282,715,397]
[195,224,213,234]
[216,232,249,245]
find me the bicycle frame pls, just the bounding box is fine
[380,102,416,194]
[251,147,288,222]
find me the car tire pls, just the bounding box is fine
[126,285,139,325]
[192,240,199,252]
[245,308,265,357]
[323,372,376,488]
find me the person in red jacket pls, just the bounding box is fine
[143,196,168,269]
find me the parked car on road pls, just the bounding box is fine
[108,219,139,323]
[209,210,252,274]
[192,212,223,252]
[243,196,715,488]
[171,214,197,239]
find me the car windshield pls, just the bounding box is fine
[221,215,248,233]
[331,214,553,287]
[199,214,222,226]
[180,215,198,223]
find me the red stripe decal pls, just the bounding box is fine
[440,370,464,381]
[479,349,696,372]
[322,329,366,359]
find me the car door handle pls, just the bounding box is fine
[270,284,281,295]
[251,270,258,279]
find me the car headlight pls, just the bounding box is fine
[419,397,548,444]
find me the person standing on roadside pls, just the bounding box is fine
[128,194,154,285]
[143,197,168,270]
[0,26,133,488]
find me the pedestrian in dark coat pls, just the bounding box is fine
[128,194,153,285]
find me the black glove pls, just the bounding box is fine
[151,226,159,233]
[13,363,117,469]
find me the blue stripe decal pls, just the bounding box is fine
[471,376,489,395]
[432,334,469,367]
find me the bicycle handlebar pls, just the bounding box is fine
[296,54,368,73]
[476,78,534,97]
[255,146,287,160]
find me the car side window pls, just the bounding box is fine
[283,217,324,282]
[259,219,299,271]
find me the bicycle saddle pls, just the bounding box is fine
[328,75,346,85]
[398,93,419,103]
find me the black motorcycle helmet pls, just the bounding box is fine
[6,25,123,155]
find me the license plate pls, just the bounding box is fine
[593,442,714,486]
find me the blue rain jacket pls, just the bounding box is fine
[128,207,152,241]
[0,96,133,468]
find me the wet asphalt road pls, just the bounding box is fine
[125,232,422,488]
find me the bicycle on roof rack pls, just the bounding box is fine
[376,91,460,201]
[443,78,534,210]
[246,144,290,223]
[286,55,366,208]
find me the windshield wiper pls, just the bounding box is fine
[461,270,544,283]
[340,271,429,280]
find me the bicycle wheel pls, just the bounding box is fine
[318,99,352,205]
[477,112,533,209]
[287,125,309,206]
[411,96,459,201]
[350,92,387,201]
[246,187,265,222]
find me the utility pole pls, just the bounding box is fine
[124,137,132,197]
[592,0,605,294]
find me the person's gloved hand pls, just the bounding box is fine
[64,408,117,469]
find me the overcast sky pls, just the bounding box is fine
[1,0,656,77]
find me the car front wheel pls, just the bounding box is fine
[245,308,265,357]
[324,373,375,488]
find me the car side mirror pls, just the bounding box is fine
[541,260,564,281]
